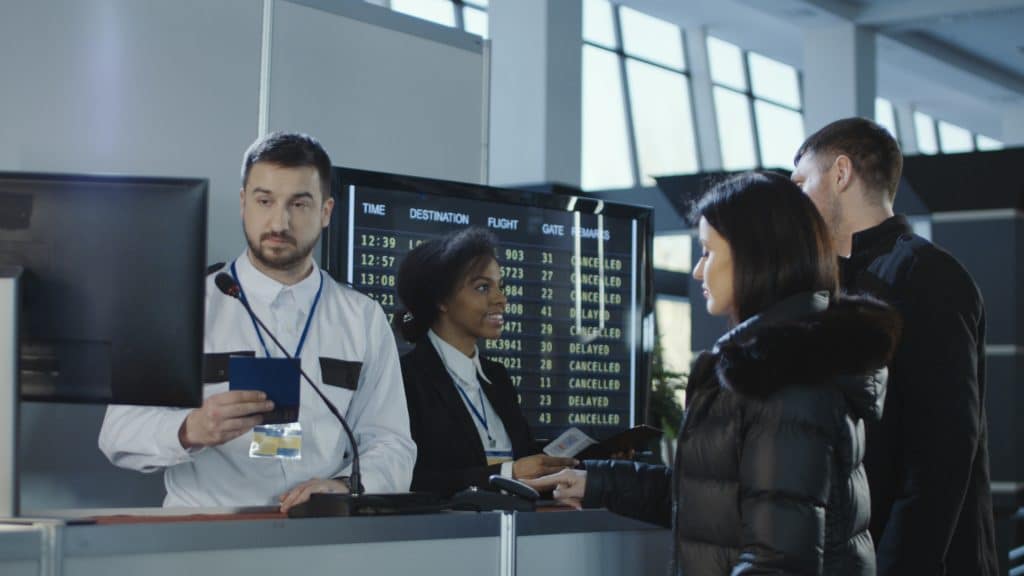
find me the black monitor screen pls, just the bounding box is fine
[0,172,206,406]
[323,168,653,442]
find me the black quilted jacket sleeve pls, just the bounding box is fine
[580,459,672,528]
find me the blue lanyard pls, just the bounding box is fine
[453,377,494,444]
[230,261,323,359]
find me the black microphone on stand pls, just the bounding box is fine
[214,272,364,495]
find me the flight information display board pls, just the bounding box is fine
[323,168,653,441]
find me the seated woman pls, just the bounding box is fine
[527,172,901,575]
[395,227,575,497]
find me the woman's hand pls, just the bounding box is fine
[523,468,587,509]
[512,454,578,480]
[278,477,349,513]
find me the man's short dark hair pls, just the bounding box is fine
[241,132,332,201]
[794,117,903,204]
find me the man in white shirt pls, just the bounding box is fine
[99,132,416,511]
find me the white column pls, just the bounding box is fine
[1003,105,1024,147]
[894,101,919,155]
[802,23,876,135]
[488,0,583,188]
[684,26,722,171]
[0,268,20,518]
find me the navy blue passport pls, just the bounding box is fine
[228,356,300,424]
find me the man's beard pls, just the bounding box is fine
[247,231,318,272]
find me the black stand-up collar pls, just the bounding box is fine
[850,215,913,258]
[841,215,913,285]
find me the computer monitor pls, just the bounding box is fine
[322,167,654,442]
[0,172,206,407]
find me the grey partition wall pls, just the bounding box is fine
[930,211,1024,574]
[0,0,263,266]
[270,0,487,185]
[0,0,264,511]
[0,0,487,265]
[1,0,487,511]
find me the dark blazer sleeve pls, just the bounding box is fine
[581,459,672,528]
[734,388,834,576]
[401,344,534,497]
[875,252,985,575]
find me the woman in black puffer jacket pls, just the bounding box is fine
[528,172,901,575]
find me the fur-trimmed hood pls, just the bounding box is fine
[703,291,901,421]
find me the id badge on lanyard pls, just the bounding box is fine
[454,378,512,466]
[230,262,323,460]
[485,450,514,467]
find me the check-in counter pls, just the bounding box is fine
[0,523,46,576]
[516,509,672,575]
[59,511,502,576]
[1,507,671,576]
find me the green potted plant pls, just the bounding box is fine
[647,334,687,467]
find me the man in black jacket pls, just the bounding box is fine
[791,117,998,575]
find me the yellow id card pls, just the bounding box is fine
[250,423,302,459]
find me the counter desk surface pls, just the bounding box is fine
[1,506,671,576]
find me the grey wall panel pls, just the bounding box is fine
[269,0,485,184]
[984,354,1022,483]
[19,403,166,510]
[932,218,1018,345]
[0,0,262,510]
[932,217,1024,484]
[0,0,263,265]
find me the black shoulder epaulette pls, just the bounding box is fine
[857,234,930,302]
[206,262,226,276]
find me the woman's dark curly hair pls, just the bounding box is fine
[393,227,498,342]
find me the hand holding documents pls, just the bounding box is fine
[228,357,300,424]
[543,428,598,458]
[543,425,662,460]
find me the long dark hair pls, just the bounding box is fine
[693,171,838,323]
[394,227,498,342]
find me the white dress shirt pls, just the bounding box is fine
[99,251,416,507]
[427,330,514,477]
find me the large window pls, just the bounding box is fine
[914,110,1005,155]
[653,234,692,274]
[653,234,693,378]
[582,45,634,190]
[655,296,692,377]
[582,0,699,190]
[937,121,974,154]
[976,134,1005,151]
[376,0,489,38]
[913,111,939,155]
[707,36,804,170]
[875,97,898,141]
